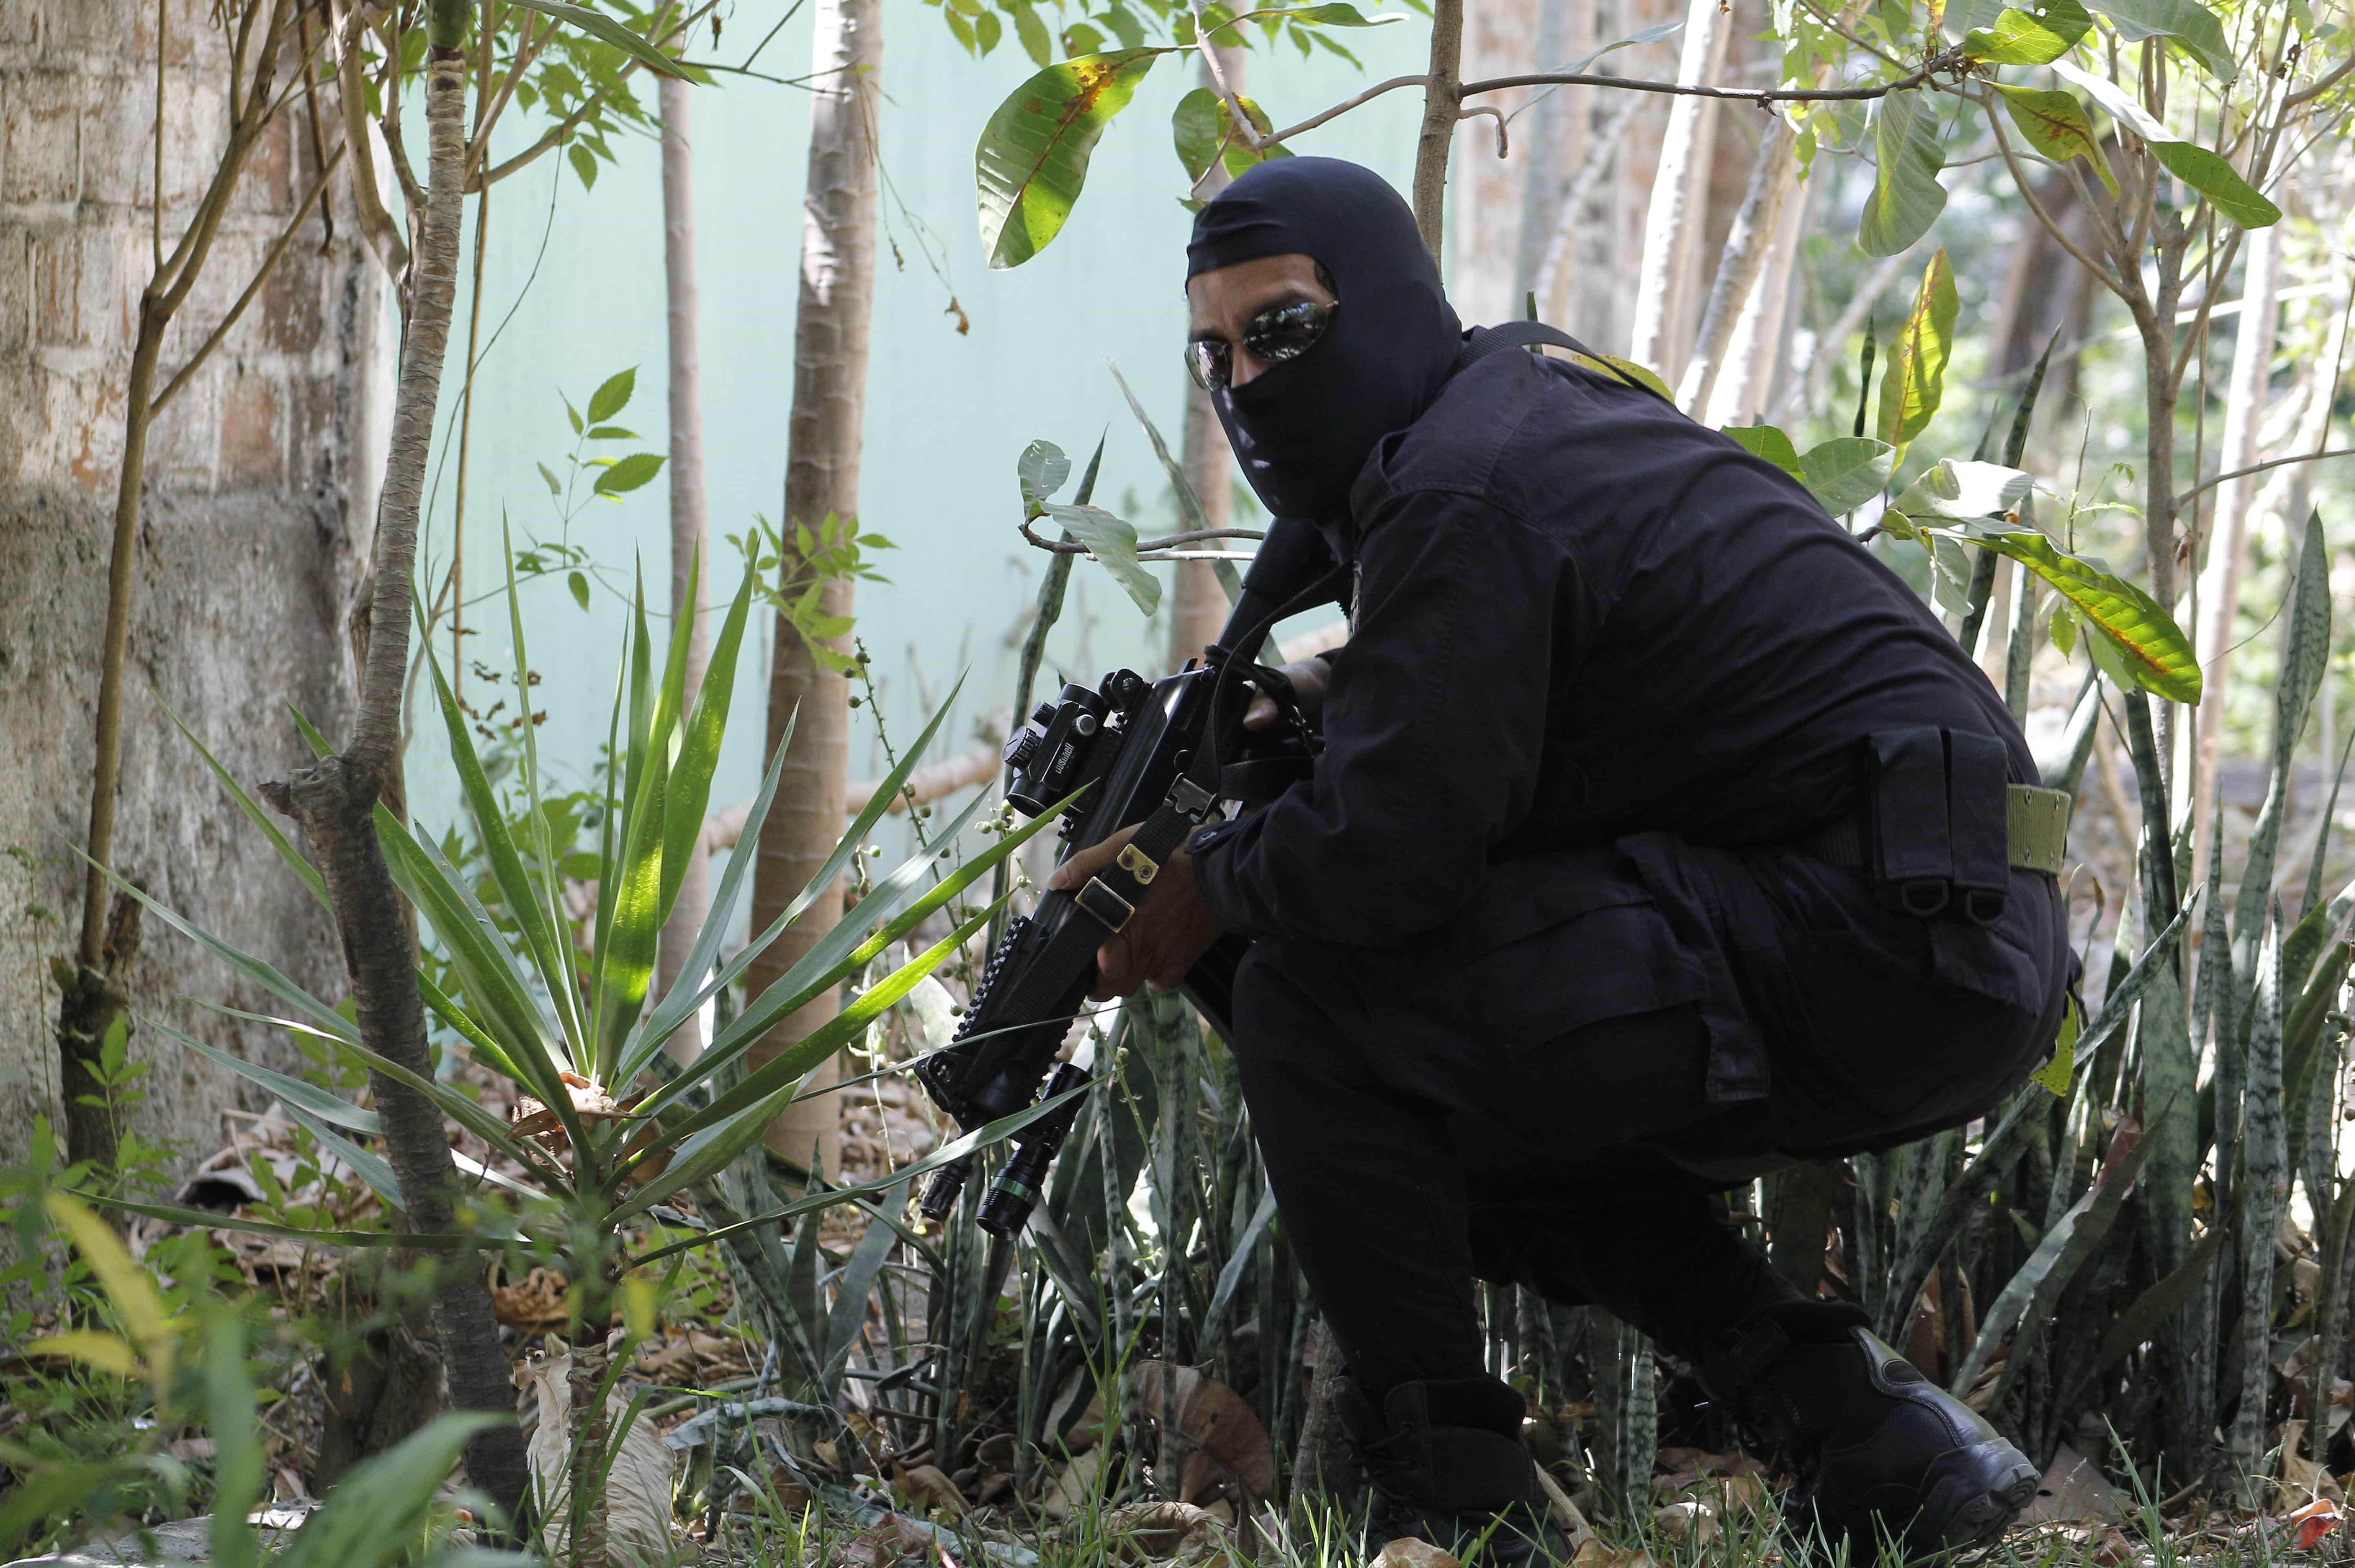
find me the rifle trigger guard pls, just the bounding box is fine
[1116,843,1160,884]
[1076,876,1136,933]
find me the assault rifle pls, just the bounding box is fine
[912,520,1340,1236]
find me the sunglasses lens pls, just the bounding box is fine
[1186,340,1228,390]
[1244,301,1332,363]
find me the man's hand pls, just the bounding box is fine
[1049,824,1225,1001]
[1244,655,1331,731]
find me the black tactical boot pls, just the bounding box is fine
[1708,1302,2038,1563]
[1329,1373,1573,1566]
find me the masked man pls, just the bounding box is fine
[1052,157,2070,1563]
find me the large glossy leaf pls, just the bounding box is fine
[1964,530,2200,703]
[1963,0,2092,61]
[1877,249,1957,454]
[2081,0,2235,77]
[1996,84,2119,194]
[1722,424,1805,481]
[1044,501,1161,615]
[1892,459,2034,523]
[1019,439,1073,513]
[1859,92,1948,257]
[977,50,1166,269]
[2051,61,2276,226]
[1799,437,1896,514]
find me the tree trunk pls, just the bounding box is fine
[1627,0,1730,381]
[56,286,167,1173]
[1706,158,1809,426]
[265,44,528,1521]
[1677,117,1797,417]
[1410,0,1464,258]
[2190,222,2283,874]
[1169,50,1243,674]
[746,0,882,1178]
[656,73,712,1060]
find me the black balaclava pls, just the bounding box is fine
[1186,157,1462,523]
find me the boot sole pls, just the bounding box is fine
[1913,1439,2042,1554]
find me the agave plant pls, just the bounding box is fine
[92,554,1085,1549]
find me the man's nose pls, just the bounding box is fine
[1228,348,1269,389]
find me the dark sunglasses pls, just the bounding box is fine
[1186,298,1338,390]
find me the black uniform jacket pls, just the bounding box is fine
[1189,346,2070,1134]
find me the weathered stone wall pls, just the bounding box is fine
[0,0,377,1170]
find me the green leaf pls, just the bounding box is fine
[1963,0,2092,61]
[976,49,1167,269]
[586,367,637,425]
[1721,423,1804,481]
[274,1416,509,1568]
[539,461,562,495]
[1798,436,1896,514]
[503,0,693,77]
[1010,0,1054,65]
[45,1193,172,1370]
[1995,83,2119,194]
[1276,2,1401,20]
[1890,458,2036,522]
[158,698,329,914]
[1968,529,2202,702]
[2081,0,2235,77]
[1859,90,1947,257]
[1172,86,1224,182]
[144,1015,380,1135]
[2051,61,2277,225]
[568,570,590,610]
[1019,438,1073,512]
[24,1329,139,1378]
[1044,501,1161,614]
[975,9,1003,52]
[1877,248,1958,456]
[568,142,599,191]
[87,857,356,1045]
[593,451,667,496]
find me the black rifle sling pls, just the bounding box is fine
[1452,320,1677,408]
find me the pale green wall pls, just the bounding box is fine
[409,5,1433,849]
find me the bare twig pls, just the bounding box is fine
[150,140,348,415]
[1020,525,1268,555]
[2176,448,2355,509]
[1459,102,1507,158]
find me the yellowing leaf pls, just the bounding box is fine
[1722,423,1804,481]
[46,1191,176,1387]
[26,1329,141,1378]
[1996,84,2119,195]
[1877,249,1958,458]
[977,50,1165,269]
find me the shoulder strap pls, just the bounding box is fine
[1453,321,1677,406]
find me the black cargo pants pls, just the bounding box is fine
[1226,831,2070,1395]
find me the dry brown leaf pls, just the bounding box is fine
[510,1072,638,1153]
[492,1266,572,1332]
[1367,1540,1461,1568]
[900,1463,968,1516]
[1135,1362,1278,1512]
[1655,1500,1717,1545]
[2091,1526,2135,1567]
[1103,1501,1230,1565]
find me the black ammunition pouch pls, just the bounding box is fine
[1861,727,2013,928]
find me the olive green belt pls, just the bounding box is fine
[1802,784,2073,877]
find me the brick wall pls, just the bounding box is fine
[0,0,377,1168]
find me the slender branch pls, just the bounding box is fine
[152,0,166,273]
[2175,449,2355,510]
[1410,0,1463,255]
[1980,91,2122,298]
[150,141,348,415]
[1260,73,1426,145]
[1020,524,1267,554]
[2288,51,2355,108]
[1459,56,1964,104]
[1191,1,1265,151]
[465,13,556,174]
[335,0,409,275]
[1459,102,1507,157]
